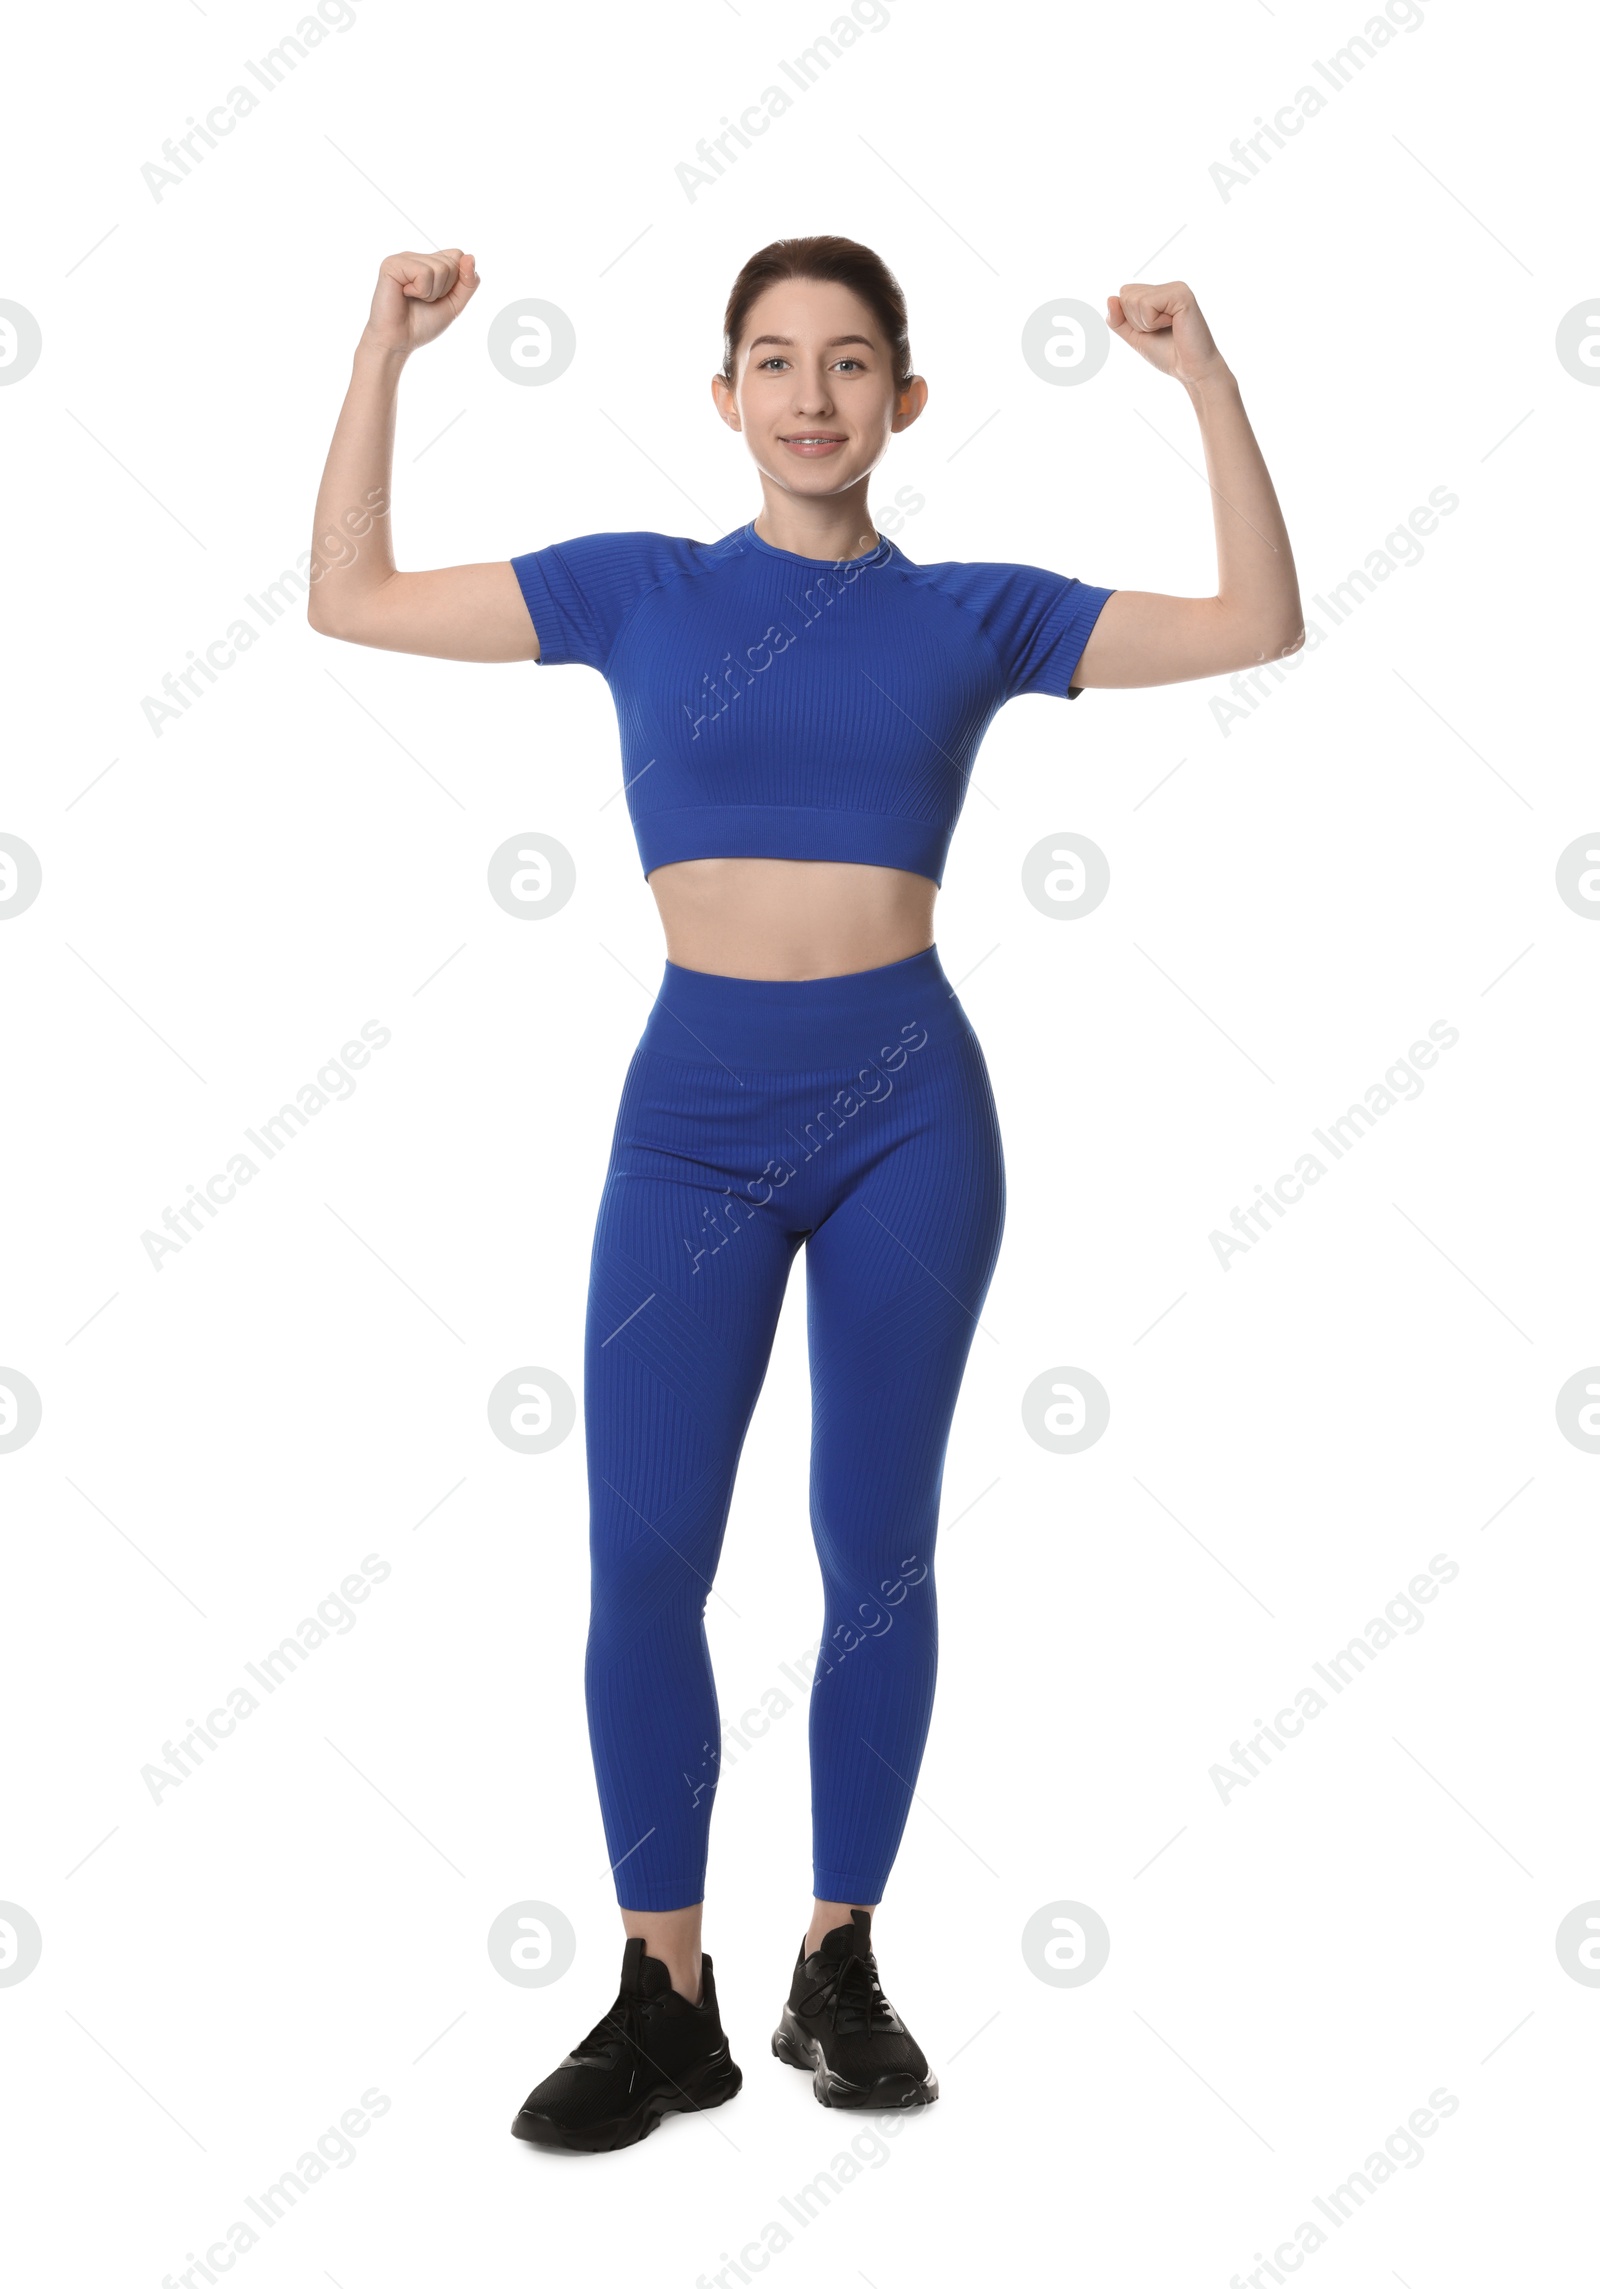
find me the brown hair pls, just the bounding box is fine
[721,235,914,389]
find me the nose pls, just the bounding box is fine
[790,365,836,418]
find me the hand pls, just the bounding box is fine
[363,249,480,356]
[1106,281,1229,388]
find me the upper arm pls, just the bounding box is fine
[506,533,665,672]
[308,530,669,667]
[308,560,540,663]
[943,564,1118,703]
[1070,589,1303,689]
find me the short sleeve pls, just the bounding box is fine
[978,566,1117,701]
[508,532,664,671]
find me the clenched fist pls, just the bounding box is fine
[1106,281,1229,388]
[364,249,480,355]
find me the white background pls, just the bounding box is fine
[2,0,1596,2281]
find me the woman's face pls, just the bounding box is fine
[713,276,926,501]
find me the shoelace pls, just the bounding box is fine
[572,1988,668,2070]
[799,1947,897,2037]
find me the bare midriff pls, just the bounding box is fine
[647,857,938,982]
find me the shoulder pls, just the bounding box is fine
[892,555,1094,651]
[897,554,1085,603]
[516,529,732,581]
[509,529,741,668]
[895,553,1116,699]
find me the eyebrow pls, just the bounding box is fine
[745,334,877,353]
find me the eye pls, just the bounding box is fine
[834,357,865,372]
[757,355,790,372]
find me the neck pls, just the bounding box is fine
[752,476,880,562]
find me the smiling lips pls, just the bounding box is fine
[779,434,847,457]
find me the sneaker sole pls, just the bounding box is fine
[771,2006,938,2110]
[510,2053,743,2153]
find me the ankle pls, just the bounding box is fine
[651,1949,702,2006]
[804,1901,874,1957]
[621,1905,704,2004]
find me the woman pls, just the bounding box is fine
[307,235,1302,2152]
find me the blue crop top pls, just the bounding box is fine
[509,522,1115,887]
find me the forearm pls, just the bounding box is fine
[1072,281,1305,690]
[301,249,532,661]
[306,334,406,631]
[1186,366,1302,651]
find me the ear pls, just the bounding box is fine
[890,374,929,435]
[710,371,742,431]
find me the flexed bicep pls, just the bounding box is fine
[1070,588,1304,690]
[311,560,540,663]
[305,250,544,664]
[1071,283,1303,690]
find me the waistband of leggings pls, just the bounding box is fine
[638,943,962,1070]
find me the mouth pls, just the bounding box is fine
[778,434,847,457]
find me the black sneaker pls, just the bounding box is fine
[771,1909,938,2109]
[511,1938,741,2152]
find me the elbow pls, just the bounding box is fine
[308,565,399,647]
[1226,615,1305,670]
[306,588,356,644]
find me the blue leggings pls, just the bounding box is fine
[583,944,1006,1911]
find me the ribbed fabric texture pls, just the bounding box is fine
[582,947,1006,1909]
[510,523,1115,885]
